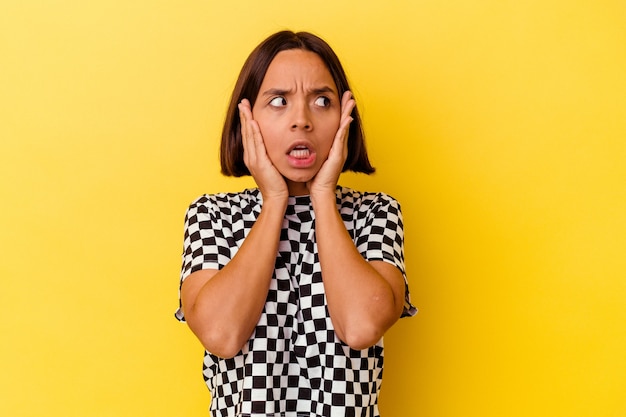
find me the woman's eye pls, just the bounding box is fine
[314,96,331,107]
[269,97,287,107]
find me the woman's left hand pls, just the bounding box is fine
[307,91,356,198]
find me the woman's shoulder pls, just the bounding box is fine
[187,188,262,214]
[336,185,400,209]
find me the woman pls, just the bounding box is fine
[176,30,416,416]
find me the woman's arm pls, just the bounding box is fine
[311,193,406,350]
[181,197,286,358]
[181,99,289,358]
[308,91,405,349]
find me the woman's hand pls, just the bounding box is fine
[238,99,289,203]
[307,91,356,199]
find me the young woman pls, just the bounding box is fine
[176,30,417,417]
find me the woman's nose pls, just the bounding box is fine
[290,101,312,130]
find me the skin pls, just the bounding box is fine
[181,49,406,358]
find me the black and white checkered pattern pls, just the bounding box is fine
[176,186,417,417]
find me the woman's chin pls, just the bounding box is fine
[281,168,317,183]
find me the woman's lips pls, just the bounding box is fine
[287,145,316,167]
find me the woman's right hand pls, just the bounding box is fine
[238,99,289,203]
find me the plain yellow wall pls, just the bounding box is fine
[1,1,625,416]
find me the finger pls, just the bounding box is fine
[249,119,265,163]
[239,99,271,174]
[327,119,352,167]
[326,93,353,161]
[238,101,249,154]
[239,99,254,138]
[340,91,356,123]
[338,94,355,139]
[336,94,355,146]
[240,100,265,150]
[239,100,256,166]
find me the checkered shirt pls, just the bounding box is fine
[176,186,417,417]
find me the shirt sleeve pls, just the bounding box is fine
[175,197,229,322]
[354,193,417,317]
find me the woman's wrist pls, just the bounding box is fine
[260,193,289,215]
[310,188,337,212]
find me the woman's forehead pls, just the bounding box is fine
[262,49,335,87]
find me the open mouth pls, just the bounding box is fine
[288,145,311,159]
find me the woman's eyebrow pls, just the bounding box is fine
[260,86,337,97]
[261,88,291,97]
[309,86,336,95]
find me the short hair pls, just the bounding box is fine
[220,30,375,177]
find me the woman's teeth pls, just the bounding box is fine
[289,147,310,158]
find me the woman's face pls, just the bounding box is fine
[252,49,341,195]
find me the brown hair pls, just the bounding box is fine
[220,30,375,176]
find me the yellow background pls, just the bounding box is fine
[1,1,625,416]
